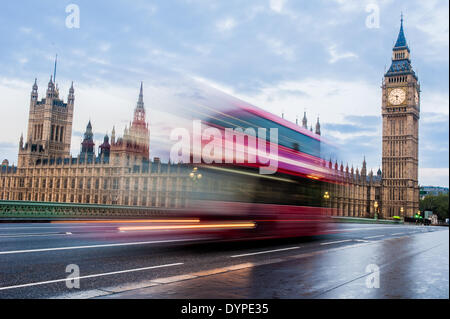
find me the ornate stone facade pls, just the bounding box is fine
[2,82,190,208]
[381,17,420,218]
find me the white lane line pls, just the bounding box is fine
[364,235,385,239]
[0,238,201,255]
[230,246,300,258]
[391,232,405,236]
[0,262,183,291]
[320,239,353,246]
[338,226,409,232]
[0,232,71,239]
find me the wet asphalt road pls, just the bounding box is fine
[0,222,447,299]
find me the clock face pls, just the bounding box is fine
[415,90,419,105]
[388,88,406,106]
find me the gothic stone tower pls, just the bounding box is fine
[381,17,420,218]
[110,82,150,164]
[18,76,75,167]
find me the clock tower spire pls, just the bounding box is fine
[381,16,420,218]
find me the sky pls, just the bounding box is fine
[0,0,448,187]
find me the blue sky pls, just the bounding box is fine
[0,0,448,186]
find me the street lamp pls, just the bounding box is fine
[400,206,404,217]
[374,201,379,220]
[189,167,202,182]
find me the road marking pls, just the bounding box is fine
[0,232,71,238]
[0,262,183,291]
[320,239,353,246]
[230,246,300,258]
[63,235,431,299]
[364,235,385,239]
[354,239,370,243]
[391,232,405,235]
[0,238,202,255]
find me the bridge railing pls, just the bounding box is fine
[0,200,181,219]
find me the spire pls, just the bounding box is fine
[31,78,38,101]
[69,81,74,94]
[86,120,93,135]
[111,126,116,144]
[315,116,321,135]
[302,111,307,129]
[136,81,144,109]
[53,54,58,83]
[394,13,408,49]
[386,14,415,77]
[47,75,55,98]
[81,120,95,159]
[361,156,367,176]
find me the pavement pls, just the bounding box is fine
[0,221,447,299]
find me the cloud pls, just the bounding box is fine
[269,0,286,13]
[216,17,236,32]
[259,36,295,61]
[328,44,358,64]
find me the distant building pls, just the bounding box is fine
[420,186,449,199]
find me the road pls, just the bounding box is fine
[0,221,448,299]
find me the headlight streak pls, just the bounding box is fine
[51,219,201,224]
[118,222,256,232]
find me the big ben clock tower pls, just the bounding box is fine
[381,16,420,218]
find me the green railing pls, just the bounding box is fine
[0,200,179,220]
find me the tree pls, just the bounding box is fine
[420,193,449,220]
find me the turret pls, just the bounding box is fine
[68,81,75,105]
[46,75,55,99]
[302,112,307,129]
[31,78,38,103]
[99,134,111,161]
[111,126,116,144]
[315,117,321,135]
[19,133,23,149]
[361,156,367,176]
[80,120,95,161]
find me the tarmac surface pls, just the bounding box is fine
[0,221,447,299]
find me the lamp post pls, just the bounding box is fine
[323,191,330,215]
[374,201,379,220]
[323,191,332,216]
[189,167,202,182]
[189,167,203,201]
[400,206,404,217]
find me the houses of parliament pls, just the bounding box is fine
[0,19,420,218]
